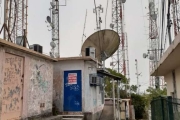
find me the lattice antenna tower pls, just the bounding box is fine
[147,0,165,88]
[4,0,28,43]
[171,0,180,37]
[46,0,60,58]
[110,0,130,96]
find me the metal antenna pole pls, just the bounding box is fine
[135,59,141,94]
[80,9,87,55]
[93,4,103,31]
[47,0,67,58]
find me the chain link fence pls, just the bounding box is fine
[151,96,180,120]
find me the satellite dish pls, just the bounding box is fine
[149,54,154,60]
[151,13,157,20]
[143,53,148,58]
[47,16,51,23]
[54,53,59,58]
[50,41,56,48]
[81,29,120,62]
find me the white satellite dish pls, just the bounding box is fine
[50,41,56,48]
[149,54,154,60]
[54,53,59,58]
[81,29,120,62]
[47,16,51,23]
[143,53,148,58]
[151,13,157,20]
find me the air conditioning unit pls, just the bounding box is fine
[16,36,24,46]
[89,74,102,86]
[29,44,43,53]
[85,47,96,58]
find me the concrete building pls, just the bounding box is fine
[151,33,180,98]
[0,39,55,120]
[53,57,105,120]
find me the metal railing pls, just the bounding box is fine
[151,96,180,120]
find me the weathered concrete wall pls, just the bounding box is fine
[0,46,53,119]
[0,47,5,120]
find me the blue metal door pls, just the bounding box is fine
[64,70,82,111]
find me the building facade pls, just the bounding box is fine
[53,57,104,120]
[0,39,54,120]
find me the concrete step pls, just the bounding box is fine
[62,118,83,120]
[61,115,84,120]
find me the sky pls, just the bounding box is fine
[0,0,152,92]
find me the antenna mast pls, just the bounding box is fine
[47,0,60,58]
[93,4,103,31]
[80,9,87,55]
[4,0,28,43]
[135,59,141,94]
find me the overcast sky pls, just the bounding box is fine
[0,0,152,92]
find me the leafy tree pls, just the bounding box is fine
[131,93,147,119]
[145,87,167,108]
[130,85,138,93]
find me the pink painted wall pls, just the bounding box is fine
[0,46,53,119]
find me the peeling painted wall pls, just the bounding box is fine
[53,60,104,114]
[0,46,53,119]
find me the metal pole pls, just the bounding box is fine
[113,80,115,120]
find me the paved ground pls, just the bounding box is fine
[99,100,114,120]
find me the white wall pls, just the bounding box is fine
[84,61,103,113]
[165,66,180,98]
[165,72,173,96]
[53,60,104,113]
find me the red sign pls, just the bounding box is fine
[68,73,77,84]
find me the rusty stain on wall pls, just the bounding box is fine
[28,58,53,116]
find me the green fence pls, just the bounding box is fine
[151,96,180,120]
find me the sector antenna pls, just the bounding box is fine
[81,29,120,63]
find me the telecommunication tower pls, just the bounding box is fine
[171,0,180,37]
[3,0,28,43]
[46,0,60,58]
[110,0,130,94]
[143,0,165,88]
